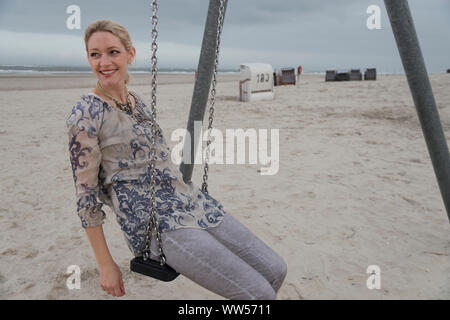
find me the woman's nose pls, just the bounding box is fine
[99,54,113,66]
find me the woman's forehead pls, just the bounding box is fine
[88,32,122,50]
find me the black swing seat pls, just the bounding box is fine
[130,256,180,282]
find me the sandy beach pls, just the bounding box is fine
[0,72,449,300]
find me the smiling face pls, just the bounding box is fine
[86,31,135,87]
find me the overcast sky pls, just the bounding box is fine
[0,0,449,73]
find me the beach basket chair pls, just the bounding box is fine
[336,70,350,81]
[364,68,377,80]
[350,69,363,80]
[277,68,296,85]
[325,70,336,81]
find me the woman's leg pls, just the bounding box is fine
[149,227,277,300]
[206,214,287,293]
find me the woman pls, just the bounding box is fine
[66,20,287,299]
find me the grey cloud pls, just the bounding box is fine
[0,0,375,35]
[0,0,448,72]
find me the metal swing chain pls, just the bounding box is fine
[142,0,225,264]
[141,0,166,266]
[202,0,226,194]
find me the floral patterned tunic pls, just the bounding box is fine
[66,91,226,256]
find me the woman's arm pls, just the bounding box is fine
[67,101,124,297]
[85,225,126,297]
[84,225,114,267]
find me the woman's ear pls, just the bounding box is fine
[128,47,136,64]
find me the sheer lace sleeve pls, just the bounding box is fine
[66,100,106,228]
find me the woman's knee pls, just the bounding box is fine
[271,256,288,292]
[237,280,276,300]
[253,286,277,300]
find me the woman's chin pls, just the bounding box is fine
[98,77,125,86]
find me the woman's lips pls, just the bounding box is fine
[100,70,117,77]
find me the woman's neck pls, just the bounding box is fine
[96,82,128,103]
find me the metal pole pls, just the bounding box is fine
[179,0,228,184]
[384,0,450,222]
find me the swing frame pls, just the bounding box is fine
[184,0,450,222]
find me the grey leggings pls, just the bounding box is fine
[148,213,287,300]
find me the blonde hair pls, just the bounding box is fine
[84,20,133,85]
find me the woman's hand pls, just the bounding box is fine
[99,262,126,297]
[83,226,126,297]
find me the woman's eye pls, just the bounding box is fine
[90,50,119,58]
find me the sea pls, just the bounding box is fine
[0,65,409,75]
[0,65,239,75]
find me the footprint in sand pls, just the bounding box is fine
[409,158,424,164]
[281,282,304,300]
[80,267,99,283]
[69,235,83,246]
[18,199,39,208]
[400,195,421,207]
[25,249,39,259]
[2,248,17,256]
[47,272,70,299]
[24,283,36,290]
[10,222,19,229]
[0,273,6,284]
[221,184,236,192]
[287,193,301,200]
[307,192,316,199]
